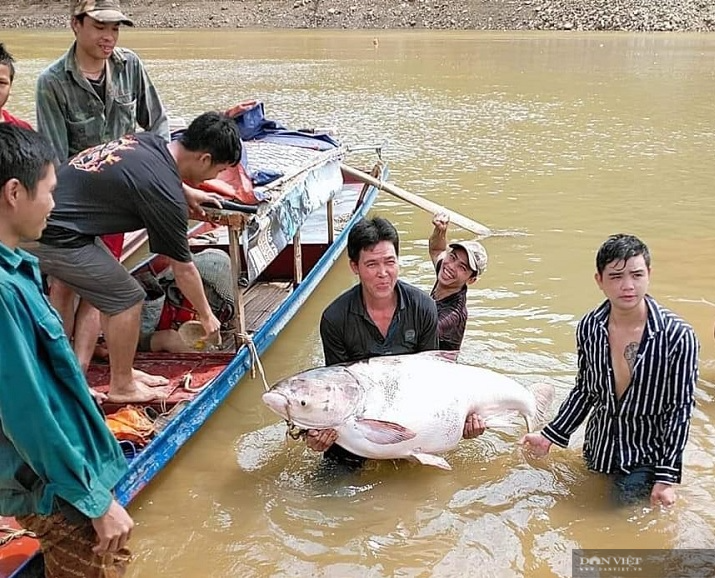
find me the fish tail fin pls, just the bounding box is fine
[525,382,555,432]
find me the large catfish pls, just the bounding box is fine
[262,351,554,470]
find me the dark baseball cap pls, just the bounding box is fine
[71,0,134,26]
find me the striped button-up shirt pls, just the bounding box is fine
[542,295,698,484]
[35,42,169,163]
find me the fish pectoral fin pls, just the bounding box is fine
[409,453,452,471]
[354,419,416,445]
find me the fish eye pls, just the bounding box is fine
[300,400,306,406]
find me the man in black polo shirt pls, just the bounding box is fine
[307,216,484,467]
[428,212,488,351]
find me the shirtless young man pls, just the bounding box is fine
[521,234,698,506]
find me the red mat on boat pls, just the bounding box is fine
[88,352,233,415]
[0,516,39,578]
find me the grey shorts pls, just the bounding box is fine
[27,239,146,315]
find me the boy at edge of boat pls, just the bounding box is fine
[0,123,134,576]
[0,43,32,129]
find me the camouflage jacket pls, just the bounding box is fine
[35,42,169,162]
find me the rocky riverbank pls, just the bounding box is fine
[3,0,715,31]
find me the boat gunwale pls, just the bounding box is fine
[114,168,384,504]
[4,166,384,578]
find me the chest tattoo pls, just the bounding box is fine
[624,341,639,372]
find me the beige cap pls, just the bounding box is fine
[449,240,488,276]
[71,0,134,26]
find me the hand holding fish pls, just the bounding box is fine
[462,413,486,439]
[519,432,553,457]
[305,428,339,452]
[650,482,676,507]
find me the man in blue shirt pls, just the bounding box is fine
[0,124,133,574]
[521,234,698,507]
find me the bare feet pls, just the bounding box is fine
[89,389,108,404]
[132,368,170,387]
[107,381,170,404]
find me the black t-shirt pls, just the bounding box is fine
[41,133,191,262]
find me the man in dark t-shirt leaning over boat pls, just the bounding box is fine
[26,111,242,405]
[305,216,486,469]
[428,212,488,352]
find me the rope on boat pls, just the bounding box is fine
[237,333,270,392]
[235,333,307,440]
[0,526,36,546]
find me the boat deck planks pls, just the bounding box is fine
[243,280,293,331]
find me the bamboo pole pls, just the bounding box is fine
[341,163,491,238]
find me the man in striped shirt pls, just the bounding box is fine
[521,234,698,507]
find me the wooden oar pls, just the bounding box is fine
[341,164,491,238]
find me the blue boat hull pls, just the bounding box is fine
[6,166,384,578]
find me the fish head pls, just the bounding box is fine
[262,366,362,429]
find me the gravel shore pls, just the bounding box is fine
[3,0,715,31]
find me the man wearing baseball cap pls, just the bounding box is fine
[72,0,134,25]
[35,0,169,384]
[428,212,488,351]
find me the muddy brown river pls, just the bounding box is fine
[3,29,715,577]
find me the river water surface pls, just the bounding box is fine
[3,29,715,577]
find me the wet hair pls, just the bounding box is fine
[596,234,651,275]
[0,124,57,198]
[179,111,242,166]
[347,216,400,263]
[0,43,16,82]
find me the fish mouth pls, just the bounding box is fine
[262,391,290,419]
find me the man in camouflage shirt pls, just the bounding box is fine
[428,212,488,351]
[35,0,169,386]
[36,0,168,161]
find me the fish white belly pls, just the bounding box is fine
[333,358,534,460]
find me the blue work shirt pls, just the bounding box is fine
[0,242,127,518]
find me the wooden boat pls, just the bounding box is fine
[1,122,386,578]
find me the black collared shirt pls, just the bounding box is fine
[320,279,439,366]
[542,295,699,484]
